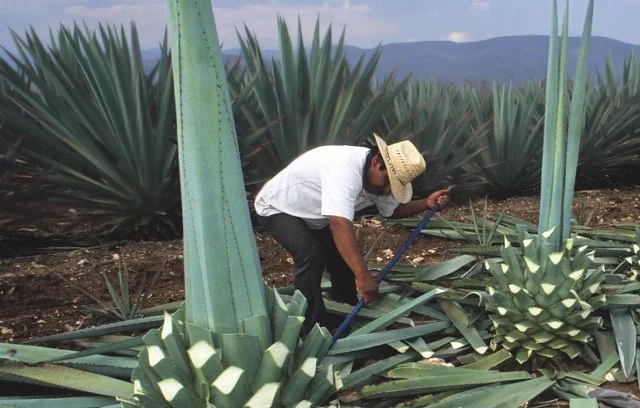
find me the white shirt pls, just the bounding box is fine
[254,145,399,229]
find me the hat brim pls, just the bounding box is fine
[374,134,413,204]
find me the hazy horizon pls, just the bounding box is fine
[1,1,639,54]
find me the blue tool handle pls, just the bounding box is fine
[331,204,441,344]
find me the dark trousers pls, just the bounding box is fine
[257,213,358,332]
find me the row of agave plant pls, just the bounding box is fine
[2,11,640,237]
[3,0,640,407]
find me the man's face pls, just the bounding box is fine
[364,155,391,196]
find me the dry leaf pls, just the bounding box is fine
[18,228,38,232]
[337,389,363,403]
[419,357,453,367]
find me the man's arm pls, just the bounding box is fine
[390,189,450,219]
[328,216,378,303]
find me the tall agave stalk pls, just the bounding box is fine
[122,2,339,406]
[538,0,592,244]
[485,0,606,363]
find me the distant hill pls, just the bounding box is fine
[360,35,638,84]
[144,35,639,84]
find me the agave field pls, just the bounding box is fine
[2,0,640,407]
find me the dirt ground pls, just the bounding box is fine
[1,189,639,344]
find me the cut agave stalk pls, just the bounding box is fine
[569,398,599,408]
[610,309,636,379]
[0,396,119,408]
[0,361,132,398]
[409,376,553,408]
[438,298,488,354]
[341,352,419,389]
[361,364,532,399]
[350,288,444,336]
[329,321,451,355]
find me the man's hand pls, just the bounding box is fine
[355,273,378,303]
[329,216,378,304]
[426,189,450,210]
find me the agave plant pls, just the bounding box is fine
[237,17,406,175]
[0,130,27,214]
[58,253,163,322]
[121,2,341,406]
[470,82,545,197]
[379,78,486,195]
[0,62,43,216]
[485,0,606,363]
[577,56,640,185]
[0,24,180,237]
[226,59,281,187]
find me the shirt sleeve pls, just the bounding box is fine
[371,194,399,218]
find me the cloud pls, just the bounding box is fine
[65,3,163,19]
[447,31,469,42]
[472,1,490,12]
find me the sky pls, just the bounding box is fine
[0,0,638,53]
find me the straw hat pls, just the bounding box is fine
[374,133,426,204]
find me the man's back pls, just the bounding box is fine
[254,145,370,227]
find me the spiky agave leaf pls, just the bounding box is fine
[486,230,605,363]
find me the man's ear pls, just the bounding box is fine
[373,154,386,171]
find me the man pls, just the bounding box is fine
[254,134,449,332]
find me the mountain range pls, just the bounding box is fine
[140,35,638,84]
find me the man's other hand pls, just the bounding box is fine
[426,189,450,210]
